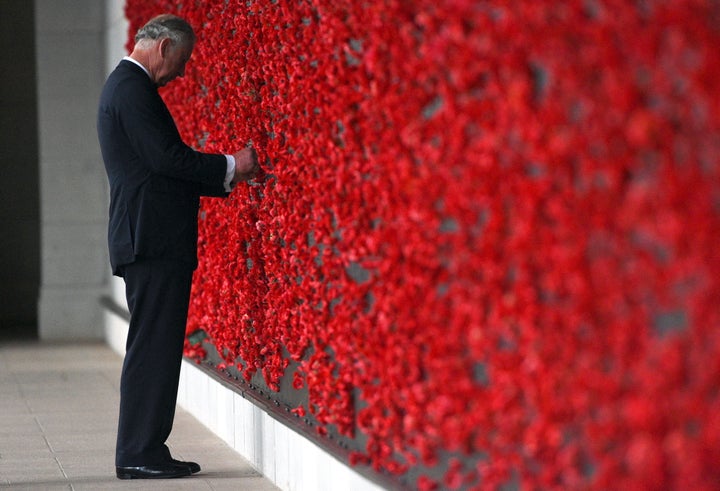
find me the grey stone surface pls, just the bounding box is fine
[40,161,108,223]
[35,32,105,101]
[37,95,103,163]
[38,289,105,339]
[0,341,279,490]
[41,223,106,286]
[35,0,108,340]
[34,0,104,34]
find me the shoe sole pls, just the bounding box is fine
[116,470,191,479]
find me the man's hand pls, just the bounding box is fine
[231,147,259,185]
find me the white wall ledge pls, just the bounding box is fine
[104,305,386,491]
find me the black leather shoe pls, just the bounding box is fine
[116,463,192,479]
[170,458,201,474]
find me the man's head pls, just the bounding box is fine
[132,14,196,87]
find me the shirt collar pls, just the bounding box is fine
[122,56,151,79]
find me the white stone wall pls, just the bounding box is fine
[36,0,109,339]
[104,0,130,77]
[177,361,386,491]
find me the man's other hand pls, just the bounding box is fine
[231,147,259,184]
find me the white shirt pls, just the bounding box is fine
[122,56,236,192]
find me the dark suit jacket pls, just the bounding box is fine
[97,60,228,275]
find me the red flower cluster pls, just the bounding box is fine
[126,1,720,489]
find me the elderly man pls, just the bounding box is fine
[97,14,258,479]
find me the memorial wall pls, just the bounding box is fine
[126,1,720,489]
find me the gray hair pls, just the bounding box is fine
[134,14,195,47]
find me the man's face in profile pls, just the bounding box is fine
[156,41,193,87]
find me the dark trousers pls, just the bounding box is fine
[115,258,194,467]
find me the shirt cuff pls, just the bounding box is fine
[224,154,236,192]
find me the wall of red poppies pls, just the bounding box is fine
[125,1,720,489]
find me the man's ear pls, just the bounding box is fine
[159,38,172,58]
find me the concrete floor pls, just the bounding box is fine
[0,340,280,490]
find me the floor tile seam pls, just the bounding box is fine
[0,452,66,473]
[43,434,57,454]
[34,415,46,434]
[7,435,70,479]
[1,424,55,453]
[53,455,70,480]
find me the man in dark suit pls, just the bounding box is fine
[97,14,258,479]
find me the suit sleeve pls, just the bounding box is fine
[199,182,230,197]
[116,80,227,186]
